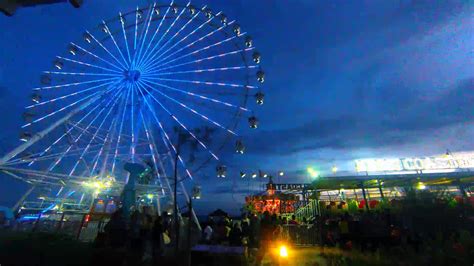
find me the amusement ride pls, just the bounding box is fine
[0,1,266,224]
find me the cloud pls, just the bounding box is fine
[245,78,474,156]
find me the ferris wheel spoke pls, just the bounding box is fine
[71,42,124,72]
[133,6,140,51]
[26,94,116,167]
[141,77,249,111]
[134,3,172,70]
[33,77,120,91]
[102,21,130,69]
[142,76,257,89]
[133,2,157,69]
[148,47,255,74]
[43,71,120,77]
[48,88,123,172]
[111,85,131,175]
[137,2,190,69]
[69,89,125,176]
[69,123,108,143]
[146,32,245,74]
[8,145,104,166]
[26,80,118,109]
[136,83,193,180]
[85,31,128,70]
[142,16,229,72]
[144,65,257,77]
[95,87,128,176]
[119,12,132,63]
[56,56,122,74]
[136,81,219,160]
[22,82,120,128]
[145,12,225,71]
[140,79,237,136]
[90,116,117,176]
[139,109,164,193]
[137,1,187,72]
[138,2,198,69]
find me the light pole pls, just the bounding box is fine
[173,131,187,258]
[187,186,201,266]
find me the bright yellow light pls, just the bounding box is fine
[307,167,319,179]
[82,178,114,190]
[279,245,288,258]
[147,194,154,200]
[416,182,426,190]
[332,166,338,173]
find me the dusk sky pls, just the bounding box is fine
[0,0,473,214]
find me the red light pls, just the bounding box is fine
[84,214,90,223]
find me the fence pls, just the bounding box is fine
[11,213,108,242]
[279,224,320,246]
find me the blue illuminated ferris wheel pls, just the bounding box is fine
[0,2,265,211]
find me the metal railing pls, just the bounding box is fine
[11,214,108,242]
[279,224,320,246]
[295,199,319,222]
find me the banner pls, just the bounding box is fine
[355,154,474,172]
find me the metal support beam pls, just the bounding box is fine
[361,182,370,211]
[0,93,106,165]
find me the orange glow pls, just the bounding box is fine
[279,245,288,258]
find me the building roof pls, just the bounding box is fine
[312,171,474,190]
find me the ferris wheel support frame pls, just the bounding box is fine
[0,92,108,166]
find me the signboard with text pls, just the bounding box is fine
[355,154,474,173]
[268,183,311,191]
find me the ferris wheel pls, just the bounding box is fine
[0,2,265,210]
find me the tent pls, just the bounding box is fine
[0,206,14,219]
[209,209,228,218]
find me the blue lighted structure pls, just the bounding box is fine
[0,2,266,225]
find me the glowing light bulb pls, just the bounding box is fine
[279,245,288,258]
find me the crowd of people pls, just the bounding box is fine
[89,203,472,265]
[93,207,175,265]
[200,207,473,264]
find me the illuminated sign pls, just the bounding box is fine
[355,154,474,172]
[268,183,311,191]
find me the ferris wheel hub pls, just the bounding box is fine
[123,70,141,83]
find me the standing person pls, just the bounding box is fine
[256,211,273,266]
[140,214,154,261]
[273,216,284,242]
[288,215,299,244]
[104,208,127,248]
[289,215,299,225]
[339,213,350,247]
[241,217,251,257]
[229,223,243,246]
[203,223,213,244]
[128,209,144,265]
[249,214,260,245]
[152,216,164,264]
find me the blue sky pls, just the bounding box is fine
[0,0,473,214]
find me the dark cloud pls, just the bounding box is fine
[245,78,474,156]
